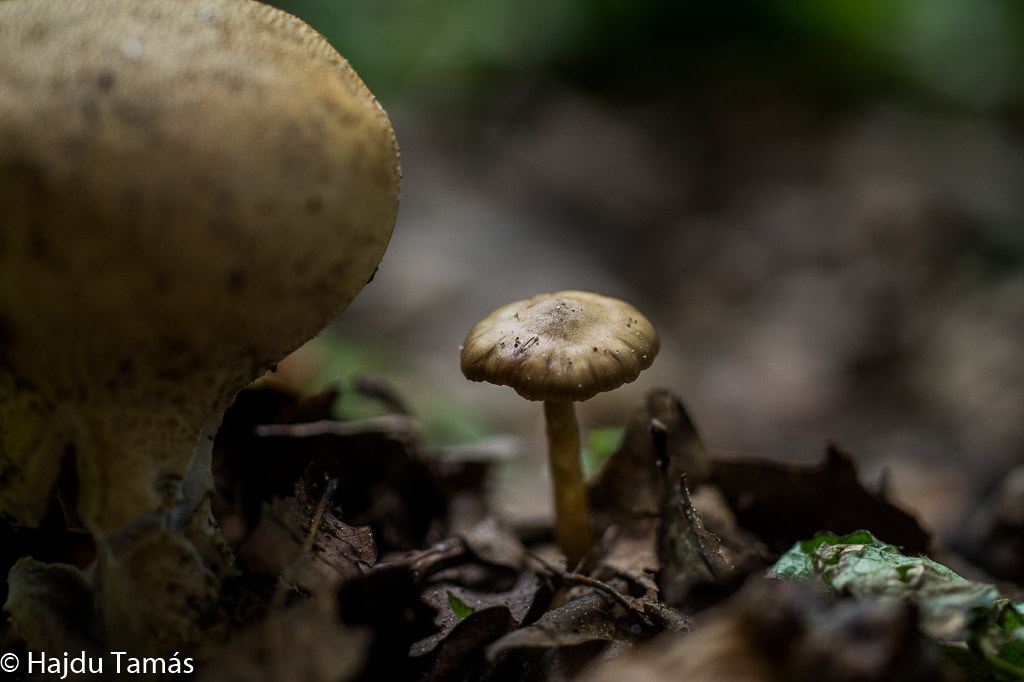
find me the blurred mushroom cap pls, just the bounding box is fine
[0,0,400,530]
[0,0,400,396]
[460,291,660,402]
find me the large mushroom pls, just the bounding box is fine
[460,291,660,566]
[0,0,400,651]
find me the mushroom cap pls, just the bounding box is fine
[0,0,400,529]
[0,0,400,393]
[460,291,660,402]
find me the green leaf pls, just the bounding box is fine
[769,530,1024,680]
[769,531,876,581]
[581,426,624,477]
[447,590,475,621]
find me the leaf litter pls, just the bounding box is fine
[3,380,1024,680]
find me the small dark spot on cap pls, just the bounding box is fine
[152,272,170,294]
[227,269,245,293]
[96,71,115,92]
[28,227,58,266]
[117,358,135,377]
[593,347,598,352]
[304,196,323,215]
[257,199,279,216]
[26,22,49,42]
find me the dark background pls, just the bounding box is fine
[265,0,1024,542]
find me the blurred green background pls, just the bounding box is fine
[269,0,1024,111]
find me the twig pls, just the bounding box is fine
[271,476,339,609]
[525,552,659,629]
[254,416,416,439]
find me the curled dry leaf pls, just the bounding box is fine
[417,570,543,657]
[655,473,731,609]
[486,590,618,663]
[238,465,376,598]
[710,442,930,555]
[425,606,517,682]
[591,389,713,527]
[579,578,953,682]
[592,523,660,600]
[459,516,527,571]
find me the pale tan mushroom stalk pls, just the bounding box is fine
[0,0,400,651]
[460,291,660,567]
[543,399,592,566]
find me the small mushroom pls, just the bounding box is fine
[460,291,660,566]
[0,0,400,651]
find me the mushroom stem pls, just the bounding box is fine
[542,399,593,567]
[71,400,213,534]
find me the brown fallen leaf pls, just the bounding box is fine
[710,442,930,555]
[423,606,516,682]
[337,564,441,682]
[214,383,449,555]
[591,389,713,528]
[655,472,731,609]
[459,516,527,571]
[578,578,954,682]
[416,569,543,656]
[592,521,660,601]
[238,464,375,598]
[197,597,369,682]
[486,590,617,663]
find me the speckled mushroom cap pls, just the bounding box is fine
[0,0,400,530]
[460,291,660,402]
